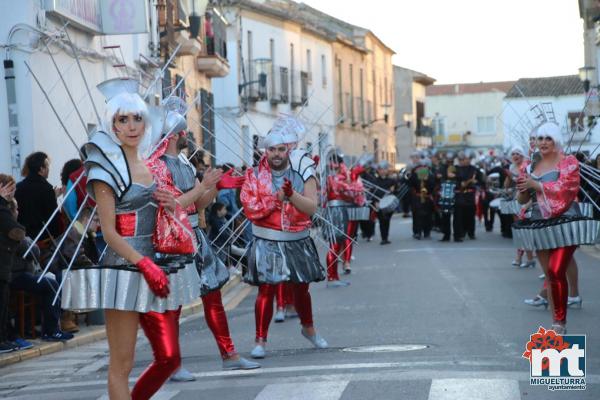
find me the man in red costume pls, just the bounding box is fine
[240,119,328,359]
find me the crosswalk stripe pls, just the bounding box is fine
[428,379,520,400]
[96,391,180,400]
[254,381,349,400]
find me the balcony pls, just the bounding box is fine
[269,66,289,104]
[241,61,267,102]
[197,53,229,78]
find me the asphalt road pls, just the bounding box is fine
[2,215,600,399]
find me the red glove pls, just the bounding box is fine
[136,256,170,298]
[282,178,294,198]
[312,155,320,166]
[217,169,246,190]
[350,165,365,182]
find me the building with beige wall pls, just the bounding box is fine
[393,65,435,165]
[425,81,514,150]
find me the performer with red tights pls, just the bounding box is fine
[61,80,200,400]
[274,282,297,322]
[514,122,599,334]
[240,117,328,359]
[147,106,260,378]
[324,151,365,286]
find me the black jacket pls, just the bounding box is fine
[0,197,26,282]
[15,174,61,240]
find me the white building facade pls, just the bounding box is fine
[502,75,600,155]
[213,1,335,166]
[0,0,158,185]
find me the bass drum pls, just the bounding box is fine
[378,194,399,214]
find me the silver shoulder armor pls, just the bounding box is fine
[82,131,131,200]
[289,149,316,182]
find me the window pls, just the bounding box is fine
[306,49,312,83]
[433,117,446,136]
[476,116,495,134]
[359,68,365,123]
[336,57,343,121]
[568,112,584,132]
[321,54,327,87]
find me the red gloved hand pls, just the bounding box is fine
[282,178,294,198]
[312,155,320,166]
[217,169,246,190]
[136,256,170,298]
[350,165,365,182]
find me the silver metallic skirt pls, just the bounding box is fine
[499,199,521,215]
[512,217,600,250]
[580,202,594,219]
[244,235,325,285]
[194,227,230,296]
[347,206,371,221]
[61,258,200,313]
[322,205,349,243]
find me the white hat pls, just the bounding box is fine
[509,144,527,158]
[262,115,306,148]
[536,122,563,148]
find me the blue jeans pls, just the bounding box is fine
[10,273,60,335]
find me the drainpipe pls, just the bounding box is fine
[4,59,21,177]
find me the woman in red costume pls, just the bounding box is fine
[514,122,598,333]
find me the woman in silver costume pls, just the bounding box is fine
[514,122,598,334]
[62,90,199,399]
[150,110,260,377]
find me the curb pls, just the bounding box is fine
[0,274,243,368]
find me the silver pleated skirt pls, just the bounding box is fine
[580,202,594,219]
[499,199,521,215]
[194,227,230,296]
[61,260,200,313]
[322,205,349,243]
[512,217,600,251]
[347,206,370,221]
[244,235,325,285]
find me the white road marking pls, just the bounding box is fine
[255,381,349,400]
[428,379,520,400]
[396,247,513,253]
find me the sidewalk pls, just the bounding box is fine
[0,274,244,368]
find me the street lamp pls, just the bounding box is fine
[579,66,596,92]
[393,113,412,130]
[362,103,391,128]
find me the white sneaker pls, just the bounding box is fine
[274,309,285,323]
[170,367,196,382]
[567,296,583,308]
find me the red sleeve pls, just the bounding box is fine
[538,155,580,219]
[240,167,279,221]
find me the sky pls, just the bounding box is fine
[300,0,584,84]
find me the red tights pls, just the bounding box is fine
[546,246,576,324]
[132,309,181,400]
[342,221,358,264]
[255,283,313,341]
[201,290,236,358]
[276,282,295,309]
[326,243,342,281]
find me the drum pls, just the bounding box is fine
[379,194,399,214]
[489,198,502,209]
[439,181,455,212]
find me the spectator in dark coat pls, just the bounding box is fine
[14,152,62,243]
[0,175,26,353]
